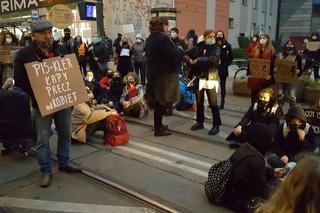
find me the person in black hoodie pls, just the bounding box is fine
[226,87,282,148]
[186,30,222,135]
[271,107,316,165]
[303,32,320,81]
[216,30,233,109]
[223,123,283,213]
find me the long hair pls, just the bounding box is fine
[252,34,276,58]
[149,17,168,34]
[281,39,299,56]
[258,87,276,106]
[256,156,320,213]
[216,30,226,45]
[203,30,215,40]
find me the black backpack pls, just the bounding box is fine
[204,159,232,205]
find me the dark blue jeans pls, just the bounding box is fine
[34,108,72,175]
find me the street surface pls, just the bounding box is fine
[0,65,309,213]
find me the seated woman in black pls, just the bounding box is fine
[226,87,282,148]
[223,123,284,213]
[270,107,316,167]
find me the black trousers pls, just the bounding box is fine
[153,102,167,131]
[79,61,87,76]
[219,73,227,103]
[194,79,221,126]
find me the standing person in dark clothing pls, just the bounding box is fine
[116,37,133,77]
[186,30,222,135]
[88,34,108,81]
[216,30,233,109]
[132,34,147,86]
[74,35,88,76]
[113,33,122,51]
[105,35,113,62]
[303,32,320,81]
[145,17,182,136]
[62,28,74,54]
[186,29,198,51]
[14,20,81,188]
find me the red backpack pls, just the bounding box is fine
[105,115,129,146]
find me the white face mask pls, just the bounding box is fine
[312,36,318,40]
[253,37,258,42]
[86,76,93,82]
[259,38,267,45]
[170,32,178,39]
[136,38,142,43]
[6,38,12,44]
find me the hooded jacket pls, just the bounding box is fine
[273,107,316,160]
[224,123,274,212]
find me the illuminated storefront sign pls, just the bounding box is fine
[0,0,78,15]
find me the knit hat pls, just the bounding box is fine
[31,20,53,33]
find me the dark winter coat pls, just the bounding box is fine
[88,41,108,64]
[224,123,274,212]
[14,42,67,109]
[116,45,133,77]
[145,32,183,105]
[186,41,220,80]
[218,42,233,78]
[226,102,282,142]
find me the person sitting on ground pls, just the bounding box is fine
[226,87,282,148]
[84,71,99,98]
[97,70,113,104]
[255,156,320,213]
[223,123,285,213]
[119,72,148,119]
[270,107,316,167]
[175,75,195,111]
[71,88,118,144]
[108,71,126,110]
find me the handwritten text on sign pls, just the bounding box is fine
[249,58,270,80]
[25,54,88,116]
[275,59,298,84]
[304,108,320,135]
[0,46,22,63]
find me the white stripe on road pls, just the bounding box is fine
[0,197,156,213]
[117,146,208,178]
[129,140,212,169]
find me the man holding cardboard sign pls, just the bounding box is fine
[14,20,84,188]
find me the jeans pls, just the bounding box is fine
[34,108,72,175]
[277,83,296,108]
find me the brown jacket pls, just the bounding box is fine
[72,103,111,143]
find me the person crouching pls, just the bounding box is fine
[119,72,148,119]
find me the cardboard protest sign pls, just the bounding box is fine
[24,54,88,116]
[48,4,74,29]
[123,24,135,34]
[307,41,320,51]
[249,58,270,79]
[275,59,298,84]
[0,46,22,63]
[304,108,320,135]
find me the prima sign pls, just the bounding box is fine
[0,0,39,13]
[0,0,78,15]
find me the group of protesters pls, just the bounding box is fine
[0,16,320,213]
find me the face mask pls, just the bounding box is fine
[206,39,215,45]
[86,76,93,82]
[92,37,100,44]
[257,99,269,110]
[216,37,223,42]
[36,38,53,49]
[136,38,142,43]
[259,38,267,45]
[122,41,128,45]
[312,36,318,40]
[286,47,293,51]
[6,38,12,44]
[64,33,71,39]
[253,37,258,42]
[170,32,178,39]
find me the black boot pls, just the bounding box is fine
[154,129,172,137]
[208,126,220,135]
[219,101,224,110]
[191,122,204,131]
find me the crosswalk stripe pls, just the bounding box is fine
[117,146,208,178]
[0,197,156,213]
[129,140,212,169]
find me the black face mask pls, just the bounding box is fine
[216,37,223,42]
[257,99,269,110]
[122,42,128,46]
[286,47,293,51]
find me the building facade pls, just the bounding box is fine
[228,0,279,48]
